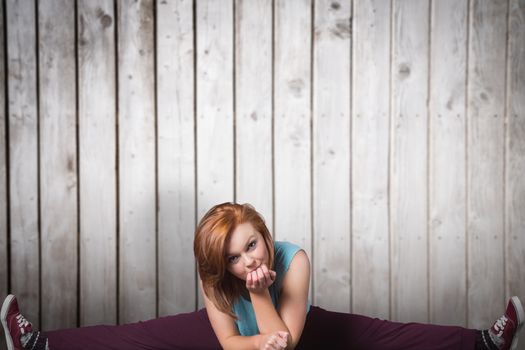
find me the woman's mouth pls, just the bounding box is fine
[249,264,260,273]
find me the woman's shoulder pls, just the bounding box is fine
[273,241,307,274]
[274,240,303,253]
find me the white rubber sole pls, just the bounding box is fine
[510,296,524,350]
[1,294,15,350]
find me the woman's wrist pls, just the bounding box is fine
[253,334,263,349]
[249,287,271,298]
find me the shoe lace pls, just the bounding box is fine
[493,315,508,337]
[16,314,30,334]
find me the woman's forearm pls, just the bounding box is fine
[250,289,290,335]
[222,334,260,350]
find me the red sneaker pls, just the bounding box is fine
[1,294,33,350]
[487,296,524,350]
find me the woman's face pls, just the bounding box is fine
[225,222,270,281]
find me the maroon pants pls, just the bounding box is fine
[46,306,477,350]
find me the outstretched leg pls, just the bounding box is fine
[2,294,221,350]
[296,296,523,350]
[46,308,221,350]
[296,306,475,350]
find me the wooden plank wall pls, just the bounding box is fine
[313,0,351,313]
[507,0,525,334]
[429,0,468,326]
[352,0,391,319]
[39,0,78,331]
[156,0,195,317]
[5,3,40,349]
[468,0,508,328]
[0,2,5,350]
[391,0,429,323]
[0,2,523,349]
[78,0,117,326]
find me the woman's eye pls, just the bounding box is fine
[248,241,256,249]
[228,256,238,264]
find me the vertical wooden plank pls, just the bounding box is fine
[274,0,312,257]
[157,0,196,316]
[235,0,273,228]
[196,0,234,307]
[39,0,77,331]
[196,0,234,218]
[0,1,7,348]
[429,0,468,326]
[0,0,6,298]
[352,0,391,319]
[312,0,351,312]
[467,0,507,328]
[78,0,117,326]
[6,0,40,329]
[118,0,156,323]
[506,0,525,318]
[390,0,429,323]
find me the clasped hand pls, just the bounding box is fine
[257,331,289,350]
[245,264,277,293]
[246,265,287,349]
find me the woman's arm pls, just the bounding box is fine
[200,280,252,349]
[250,250,311,349]
[250,289,289,334]
[201,280,285,350]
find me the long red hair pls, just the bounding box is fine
[194,202,275,317]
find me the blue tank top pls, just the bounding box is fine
[232,241,311,336]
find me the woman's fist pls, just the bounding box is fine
[257,331,289,350]
[246,264,277,293]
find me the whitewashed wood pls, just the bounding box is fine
[352,0,391,319]
[506,0,525,319]
[39,0,78,331]
[235,0,273,231]
[390,0,429,323]
[467,0,507,328]
[274,0,312,260]
[6,0,40,329]
[0,2,7,348]
[157,0,196,316]
[429,0,468,326]
[1,0,523,327]
[312,0,351,312]
[78,0,117,326]
[0,0,6,297]
[196,0,235,308]
[118,0,156,323]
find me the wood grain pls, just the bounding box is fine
[429,0,468,326]
[78,0,117,326]
[274,0,312,259]
[0,1,7,347]
[312,0,351,313]
[506,0,525,324]
[157,0,196,316]
[235,0,273,230]
[0,0,521,329]
[467,0,507,328]
[118,0,156,323]
[390,0,429,323]
[39,0,78,331]
[196,0,235,307]
[6,0,40,329]
[352,0,391,319]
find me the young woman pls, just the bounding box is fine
[1,202,524,350]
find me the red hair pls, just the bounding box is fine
[194,202,275,317]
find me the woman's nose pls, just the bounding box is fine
[244,255,256,268]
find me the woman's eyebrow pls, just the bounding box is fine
[226,234,256,256]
